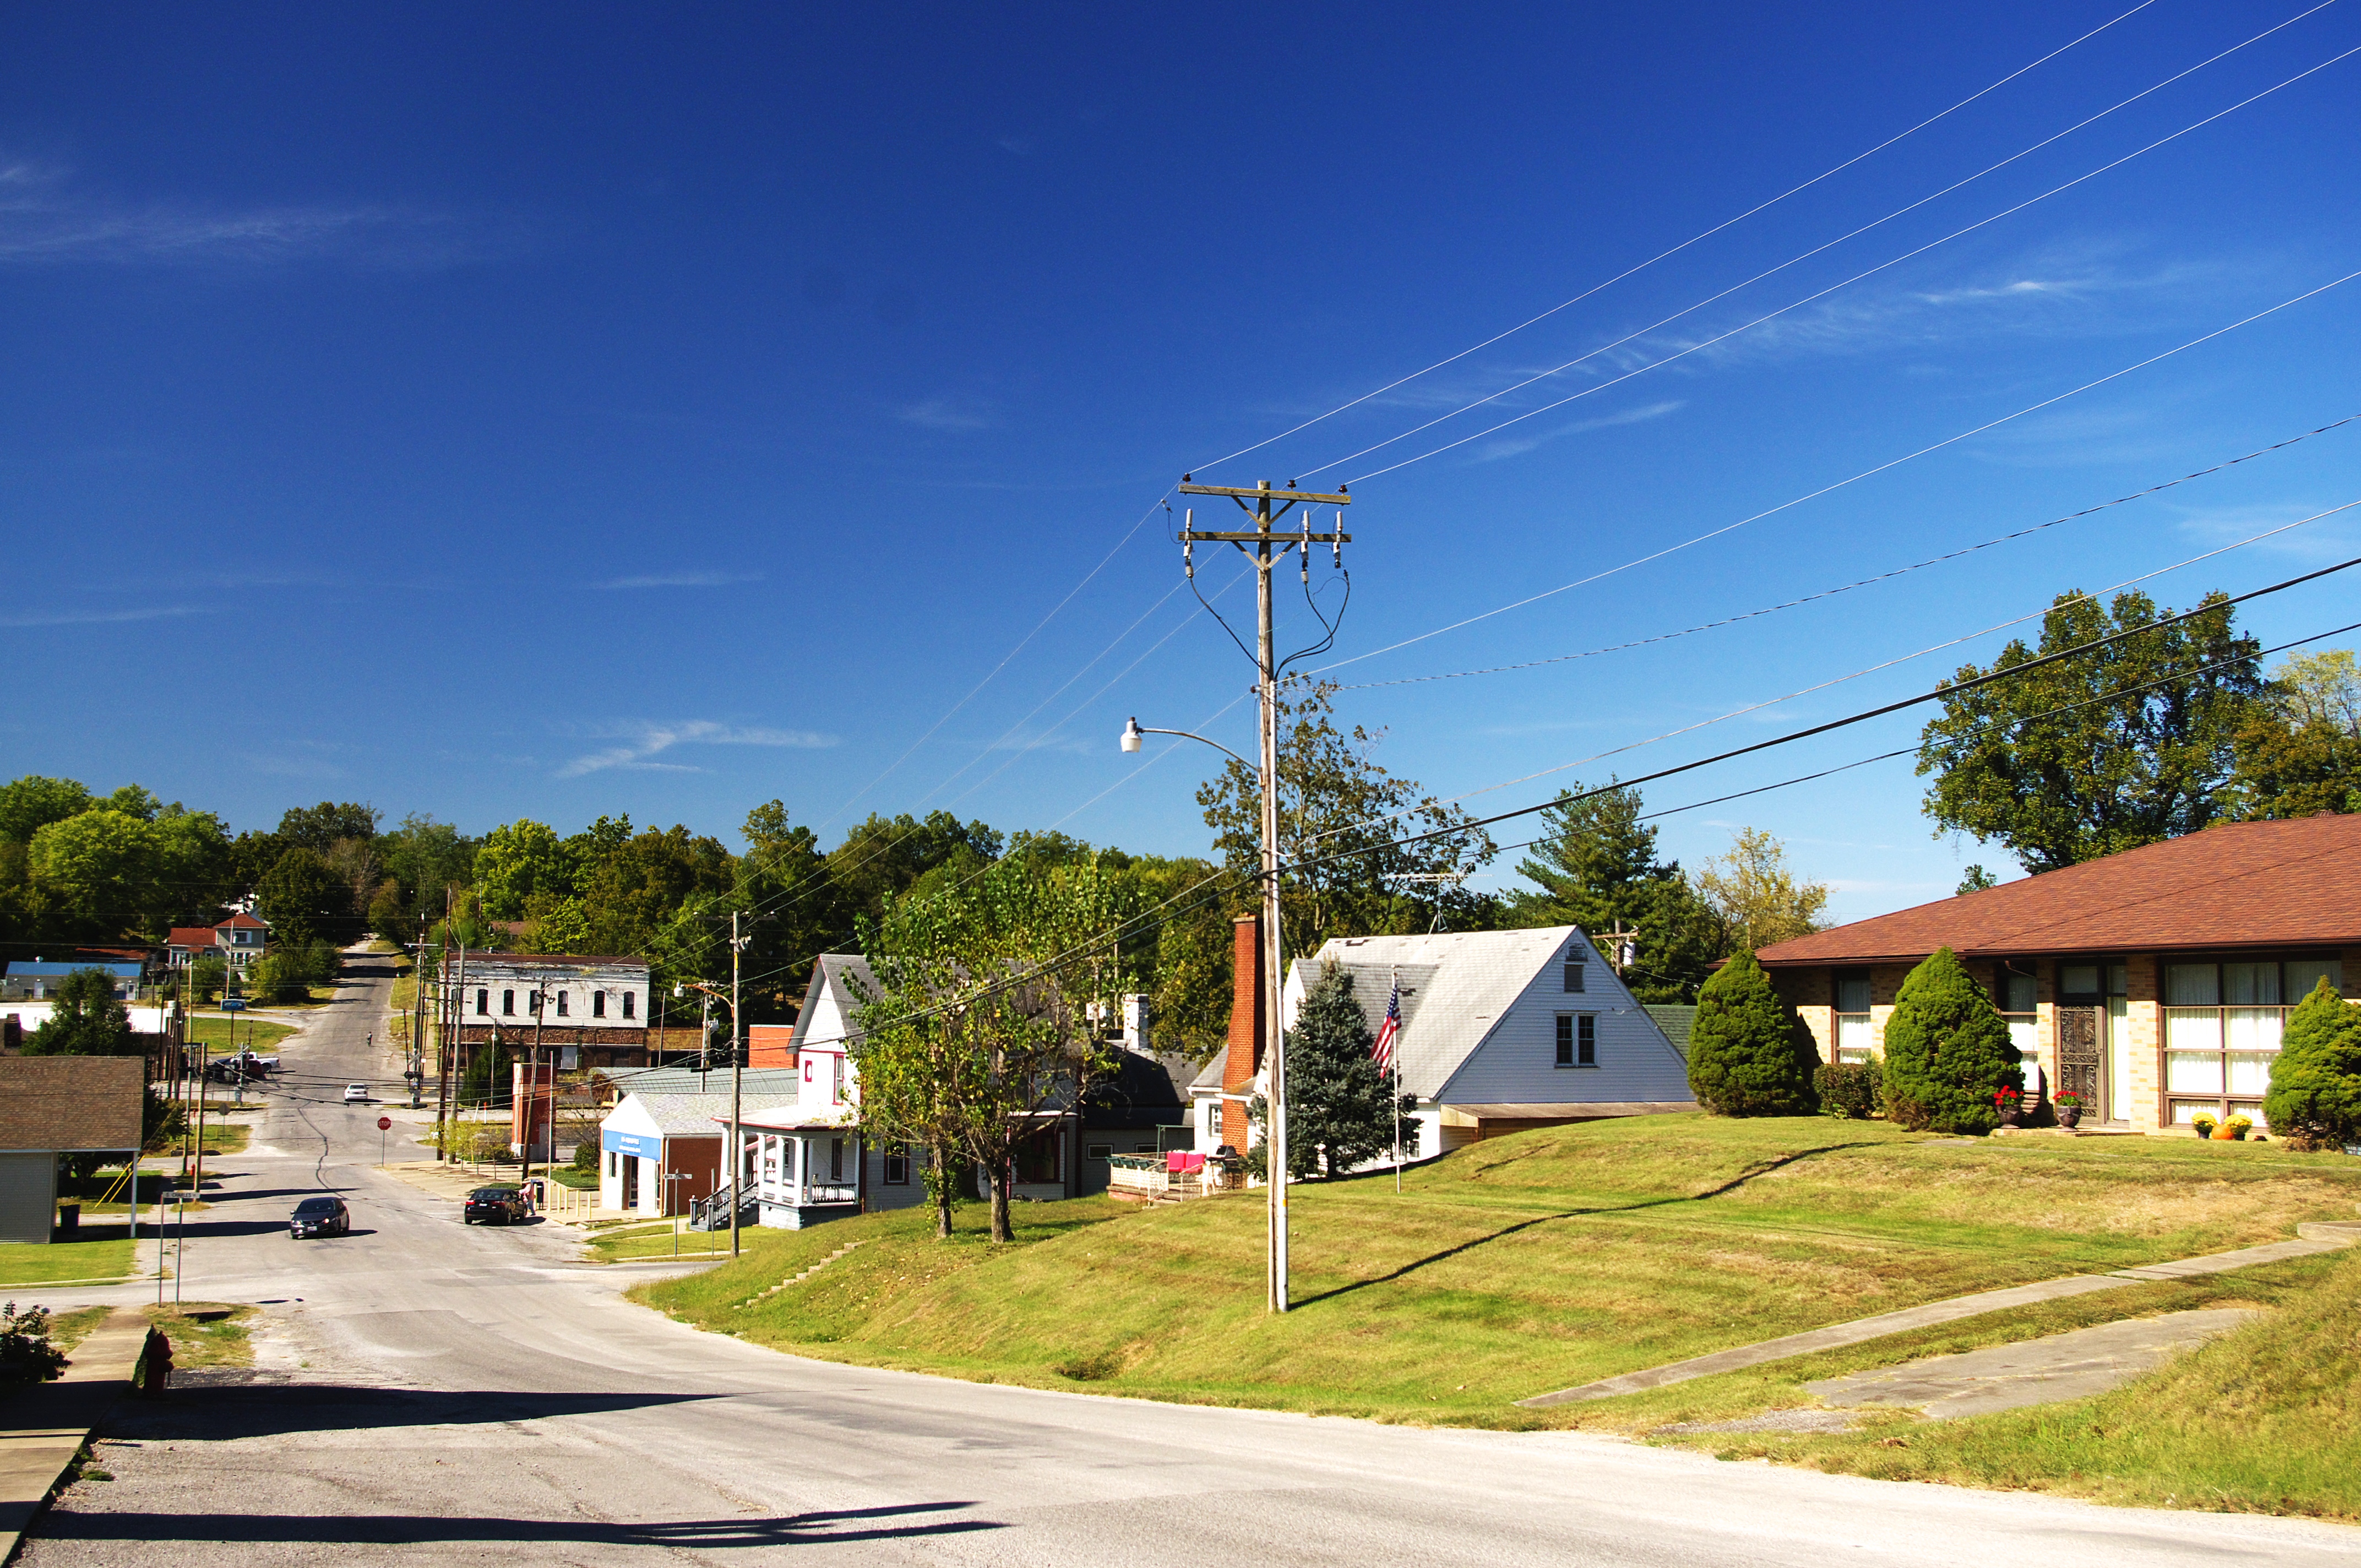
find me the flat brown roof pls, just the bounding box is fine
[0,1058,145,1153]
[1757,814,2361,967]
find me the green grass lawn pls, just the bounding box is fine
[637,1115,2361,1473]
[184,1017,296,1052]
[144,1303,255,1369]
[0,1237,139,1286]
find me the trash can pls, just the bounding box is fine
[55,1203,79,1236]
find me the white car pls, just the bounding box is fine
[343,1084,369,1104]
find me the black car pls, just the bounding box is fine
[290,1195,349,1239]
[464,1187,530,1225]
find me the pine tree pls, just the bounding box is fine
[1260,960,1404,1178]
[2263,978,2361,1146]
[1879,947,2022,1134]
[1506,780,1720,1003]
[1687,951,1816,1116]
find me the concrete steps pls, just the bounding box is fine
[734,1239,866,1310]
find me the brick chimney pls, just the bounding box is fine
[1221,914,1261,1150]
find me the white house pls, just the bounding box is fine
[449,952,660,1070]
[597,1086,797,1217]
[1192,923,1696,1164]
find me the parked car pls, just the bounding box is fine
[342,1083,369,1103]
[290,1195,349,1239]
[464,1187,530,1226]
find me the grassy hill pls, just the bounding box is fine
[638,1116,2361,1449]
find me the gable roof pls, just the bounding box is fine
[1756,815,2361,967]
[593,1065,801,1099]
[789,954,878,1052]
[613,1090,799,1138]
[167,927,220,952]
[1292,928,1584,1099]
[215,912,267,931]
[0,1058,145,1152]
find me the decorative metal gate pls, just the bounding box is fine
[2057,1006,2101,1114]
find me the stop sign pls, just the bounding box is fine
[377,1115,393,1131]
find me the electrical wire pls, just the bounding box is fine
[1340,39,2361,485]
[1315,266,2361,677]
[1188,0,2166,476]
[1333,413,2360,690]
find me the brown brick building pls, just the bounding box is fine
[1755,815,2361,1134]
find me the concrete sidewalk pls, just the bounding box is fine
[0,1306,150,1561]
[1518,1219,2361,1408]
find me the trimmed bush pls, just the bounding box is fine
[1688,951,1816,1116]
[1815,1059,1883,1120]
[2264,978,2361,1148]
[1879,946,2023,1135]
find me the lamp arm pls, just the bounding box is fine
[1134,726,1253,770]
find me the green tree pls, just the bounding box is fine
[1879,947,2023,1134]
[2232,649,2361,820]
[853,856,1146,1242]
[276,801,380,853]
[1255,959,1405,1178]
[256,847,354,949]
[1199,677,1498,963]
[1685,951,1816,1115]
[26,811,161,934]
[374,814,480,934]
[826,811,1003,929]
[0,777,95,845]
[24,969,136,1057]
[2262,978,2361,1146]
[1917,590,2265,872]
[1691,827,1828,955]
[1505,780,1720,1001]
[1956,865,1999,895]
[475,819,571,921]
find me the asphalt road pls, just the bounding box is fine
[21,951,2361,1565]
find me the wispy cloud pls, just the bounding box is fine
[0,605,201,628]
[2172,502,2360,563]
[244,755,348,781]
[1472,400,1684,462]
[589,570,762,591]
[899,397,993,432]
[556,720,838,778]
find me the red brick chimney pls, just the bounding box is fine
[1221,914,1261,1150]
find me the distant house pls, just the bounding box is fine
[1754,815,2361,1135]
[0,1058,145,1243]
[1192,918,1695,1161]
[214,912,268,970]
[0,961,143,1003]
[444,952,699,1070]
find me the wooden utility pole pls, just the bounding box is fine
[728,911,749,1257]
[1176,477,1350,1314]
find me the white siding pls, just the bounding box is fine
[1433,934,1692,1108]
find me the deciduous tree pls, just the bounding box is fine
[1691,827,1827,955]
[24,968,135,1057]
[2232,649,2361,820]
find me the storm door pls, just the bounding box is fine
[2056,1008,2101,1114]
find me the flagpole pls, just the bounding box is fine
[1391,965,1402,1195]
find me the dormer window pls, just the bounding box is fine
[1563,955,1586,993]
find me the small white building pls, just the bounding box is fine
[1192,925,1696,1164]
[597,1087,797,1217]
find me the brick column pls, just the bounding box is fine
[1221,915,1261,1150]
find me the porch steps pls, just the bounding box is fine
[733,1239,866,1310]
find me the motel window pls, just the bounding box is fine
[556,991,569,1017]
[1835,972,1874,1063]
[884,1147,911,1186]
[528,990,543,1016]
[502,989,516,1016]
[476,988,488,1015]
[592,991,606,1018]
[1555,1014,1596,1068]
[1563,956,1586,994]
[2164,957,2343,1129]
[622,991,636,1019]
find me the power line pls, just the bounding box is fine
[1335,413,2359,690]
[1316,265,2361,676]
[1187,0,2166,476]
[1307,5,2345,484]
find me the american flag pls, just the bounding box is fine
[1372,973,1401,1071]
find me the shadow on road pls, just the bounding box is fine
[34,1500,1002,1548]
[110,1384,726,1440]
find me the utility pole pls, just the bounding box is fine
[1177,476,1350,1314]
[728,911,749,1257]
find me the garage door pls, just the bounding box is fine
[0,1153,57,1244]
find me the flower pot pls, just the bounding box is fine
[1998,1109,2022,1129]
[2057,1107,2082,1130]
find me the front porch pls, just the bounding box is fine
[750,1126,861,1229]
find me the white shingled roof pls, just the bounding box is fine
[622,1091,800,1138]
[1296,927,1581,1098]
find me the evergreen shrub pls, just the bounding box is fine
[1687,951,1816,1116]
[2263,978,2361,1149]
[1815,1059,1883,1119]
[1879,946,2022,1135]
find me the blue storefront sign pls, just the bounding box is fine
[602,1128,661,1160]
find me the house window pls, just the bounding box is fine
[884,1147,911,1185]
[1555,1014,1596,1067]
[502,989,516,1016]
[606,1150,616,1176]
[1563,957,1586,994]
[1835,972,1874,1063]
[2163,957,2343,1128]
[1995,967,2040,1061]
[1086,1144,1113,1162]
[476,989,488,1015]
[556,991,569,1017]
[592,991,606,1018]
[829,1137,845,1182]
[1013,1130,1060,1184]
[622,991,635,1019]
[528,990,543,1016]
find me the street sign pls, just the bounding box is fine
[220,999,245,1012]
[377,1116,392,1131]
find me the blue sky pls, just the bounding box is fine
[4,1,2357,921]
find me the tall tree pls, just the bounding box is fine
[276,801,380,853]
[1199,677,1498,963]
[256,847,355,949]
[1255,959,1405,1178]
[0,777,96,845]
[23,968,136,1057]
[2232,649,2361,820]
[474,819,572,921]
[826,811,1003,928]
[1505,780,1720,1001]
[1691,827,1827,955]
[1917,590,2265,872]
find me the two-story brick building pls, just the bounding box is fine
[1755,814,2361,1134]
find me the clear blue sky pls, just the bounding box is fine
[4,1,2356,921]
